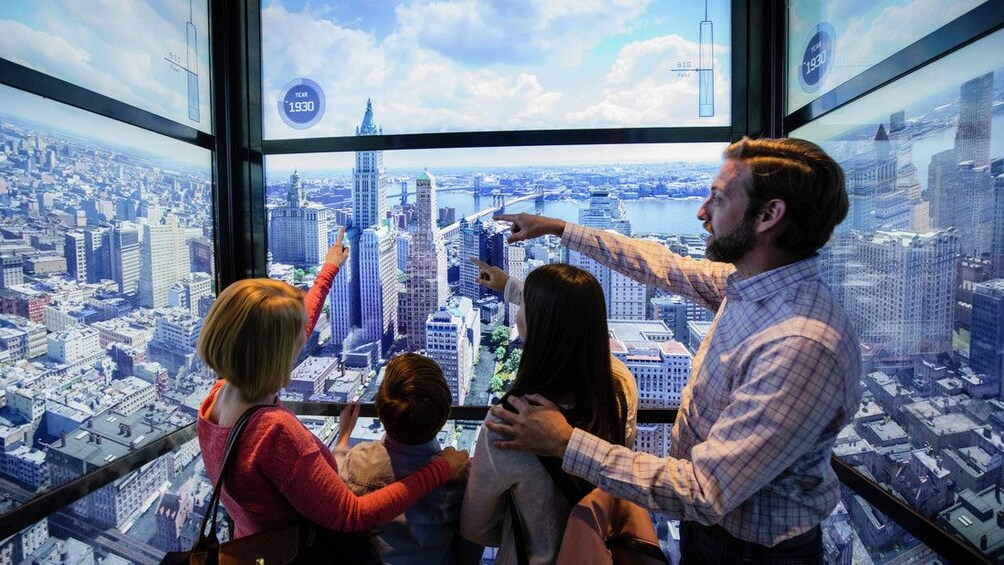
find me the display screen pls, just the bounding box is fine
[0,0,212,131]
[787,0,987,114]
[261,0,732,139]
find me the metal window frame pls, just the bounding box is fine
[0,58,214,150]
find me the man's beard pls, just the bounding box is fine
[705,216,757,263]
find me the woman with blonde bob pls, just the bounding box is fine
[196,229,469,542]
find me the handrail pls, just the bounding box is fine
[0,424,197,540]
[0,403,666,539]
[0,404,993,564]
[831,457,991,564]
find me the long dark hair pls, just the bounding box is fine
[510,264,627,446]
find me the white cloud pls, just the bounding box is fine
[391,0,650,67]
[568,34,731,126]
[0,20,93,80]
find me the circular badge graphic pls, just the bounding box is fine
[798,22,835,93]
[278,78,325,129]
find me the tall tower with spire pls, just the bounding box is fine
[331,100,397,353]
[403,169,448,351]
[353,99,386,229]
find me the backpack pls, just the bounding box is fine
[554,488,669,565]
[508,460,669,565]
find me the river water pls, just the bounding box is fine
[389,191,706,236]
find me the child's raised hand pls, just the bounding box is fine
[337,402,361,445]
[470,257,508,293]
[325,228,350,268]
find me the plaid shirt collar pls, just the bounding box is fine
[724,255,820,303]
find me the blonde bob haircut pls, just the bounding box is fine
[197,278,307,401]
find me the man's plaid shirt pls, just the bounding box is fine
[559,223,862,546]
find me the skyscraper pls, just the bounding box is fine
[460,218,507,303]
[359,223,398,353]
[970,279,1004,385]
[64,231,87,284]
[459,218,485,301]
[84,226,110,284]
[844,229,959,359]
[105,222,140,295]
[571,188,646,319]
[425,297,480,403]
[928,148,960,229]
[993,174,1004,279]
[354,99,386,229]
[956,73,993,169]
[268,172,329,266]
[139,217,191,309]
[329,101,394,354]
[346,99,387,329]
[504,241,526,324]
[403,170,448,351]
[843,125,902,233]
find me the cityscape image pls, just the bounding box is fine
[3,44,1004,565]
[1,1,1003,564]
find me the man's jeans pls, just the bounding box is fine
[680,521,823,565]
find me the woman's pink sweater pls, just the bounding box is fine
[197,264,451,538]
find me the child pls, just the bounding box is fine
[340,353,483,565]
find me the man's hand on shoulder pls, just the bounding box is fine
[485,394,573,458]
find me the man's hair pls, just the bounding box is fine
[724,137,848,258]
[197,278,307,401]
[376,353,451,445]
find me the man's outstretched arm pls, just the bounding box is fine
[494,213,732,311]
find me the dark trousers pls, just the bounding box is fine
[680,522,823,565]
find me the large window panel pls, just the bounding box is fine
[791,29,1004,559]
[264,140,727,409]
[0,84,215,515]
[786,0,988,115]
[0,0,213,132]
[261,0,732,140]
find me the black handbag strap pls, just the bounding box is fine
[195,403,271,547]
[536,454,593,504]
[508,490,530,565]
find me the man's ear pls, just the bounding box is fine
[755,199,786,235]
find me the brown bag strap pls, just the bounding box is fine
[195,404,270,549]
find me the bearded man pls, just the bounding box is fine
[485,138,860,565]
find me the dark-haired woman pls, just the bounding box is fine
[461,260,637,564]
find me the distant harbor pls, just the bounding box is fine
[389,190,706,236]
